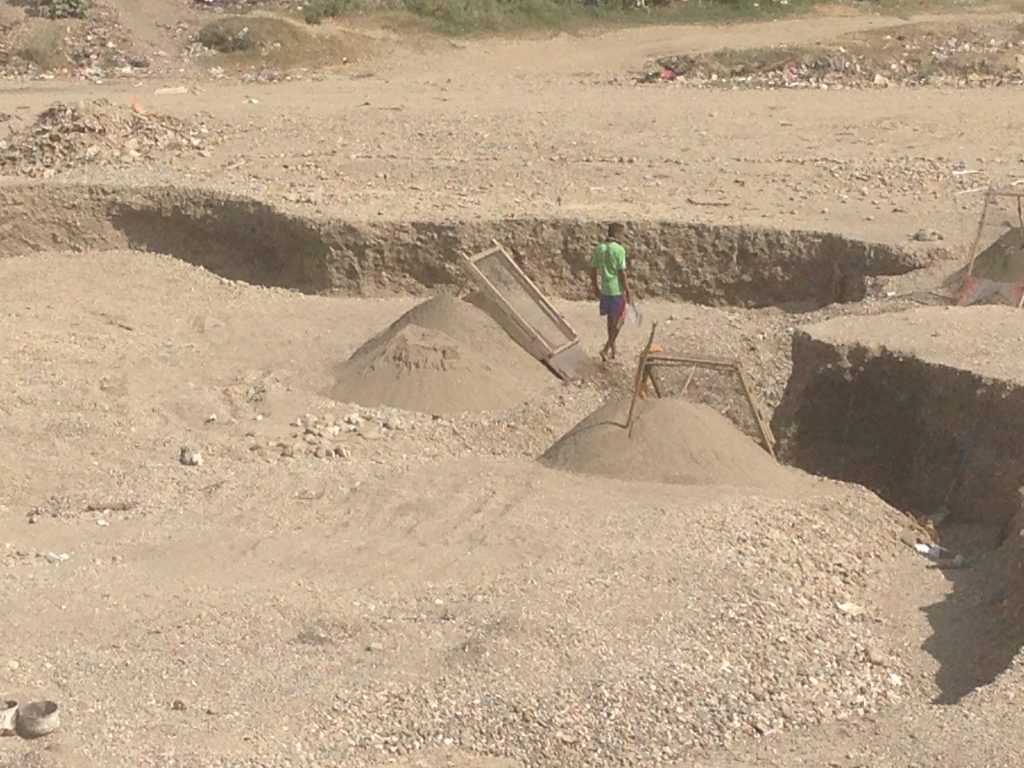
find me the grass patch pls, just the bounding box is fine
[196,15,368,67]
[304,0,363,24]
[301,0,820,35]
[197,16,312,54]
[12,19,66,70]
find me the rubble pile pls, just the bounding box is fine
[646,25,1024,89]
[0,100,216,177]
[0,5,145,79]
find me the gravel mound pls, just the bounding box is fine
[0,99,214,177]
[332,295,552,414]
[541,396,797,489]
[644,23,1024,89]
[316,459,922,767]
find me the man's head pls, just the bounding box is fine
[607,223,625,242]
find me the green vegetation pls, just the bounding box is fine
[301,0,819,34]
[38,0,89,19]
[303,0,362,24]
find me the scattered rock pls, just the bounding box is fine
[179,447,204,467]
[866,645,888,667]
[837,601,866,616]
[357,422,384,441]
[643,25,1024,90]
[0,100,217,178]
[912,228,944,242]
[171,699,188,712]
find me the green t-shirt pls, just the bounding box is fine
[590,240,627,296]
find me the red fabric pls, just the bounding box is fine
[958,275,1024,306]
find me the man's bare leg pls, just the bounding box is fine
[606,313,623,359]
[600,315,614,361]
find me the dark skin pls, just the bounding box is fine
[591,259,630,361]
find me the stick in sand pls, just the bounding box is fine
[626,323,658,435]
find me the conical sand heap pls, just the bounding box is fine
[332,295,552,414]
[541,396,800,489]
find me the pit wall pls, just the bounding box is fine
[0,182,939,308]
[772,331,1024,540]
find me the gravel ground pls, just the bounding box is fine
[4,6,1024,765]
[0,250,953,768]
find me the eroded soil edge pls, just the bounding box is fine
[0,182,940,308]
[773,328,1024,703]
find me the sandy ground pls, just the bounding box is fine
[2,8,1023,248]
[4,3,1024,766]
[801,304,1024,384]
[0,251,947,768]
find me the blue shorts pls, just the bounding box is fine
[599,294,624,317]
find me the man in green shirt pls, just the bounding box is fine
[589,223,631,361]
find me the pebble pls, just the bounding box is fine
[179,447,203,467]
[912,228,944,242]
[866,645,888,667]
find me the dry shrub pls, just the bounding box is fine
[12,19,66,70]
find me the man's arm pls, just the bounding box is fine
[616,247,630,301]
[591,267,601,298]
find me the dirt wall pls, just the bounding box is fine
[0,182,939,307]
[772,329,1024,540]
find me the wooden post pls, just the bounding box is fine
[645,367,663,398]
[626,322,658,435]
[735,363,776,459]
[680,364,698,395]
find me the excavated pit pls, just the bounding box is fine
[0,182,939,308]
[772,306,1024,704]
[9,179,1014,711]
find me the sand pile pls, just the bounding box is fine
[541,396,798,488]
[332,295,552,414]
[0,99,214,177]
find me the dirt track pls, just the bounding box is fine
[4,3,1024,767]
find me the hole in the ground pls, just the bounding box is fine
[0,182,938,308]
[773,327,1024,704]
